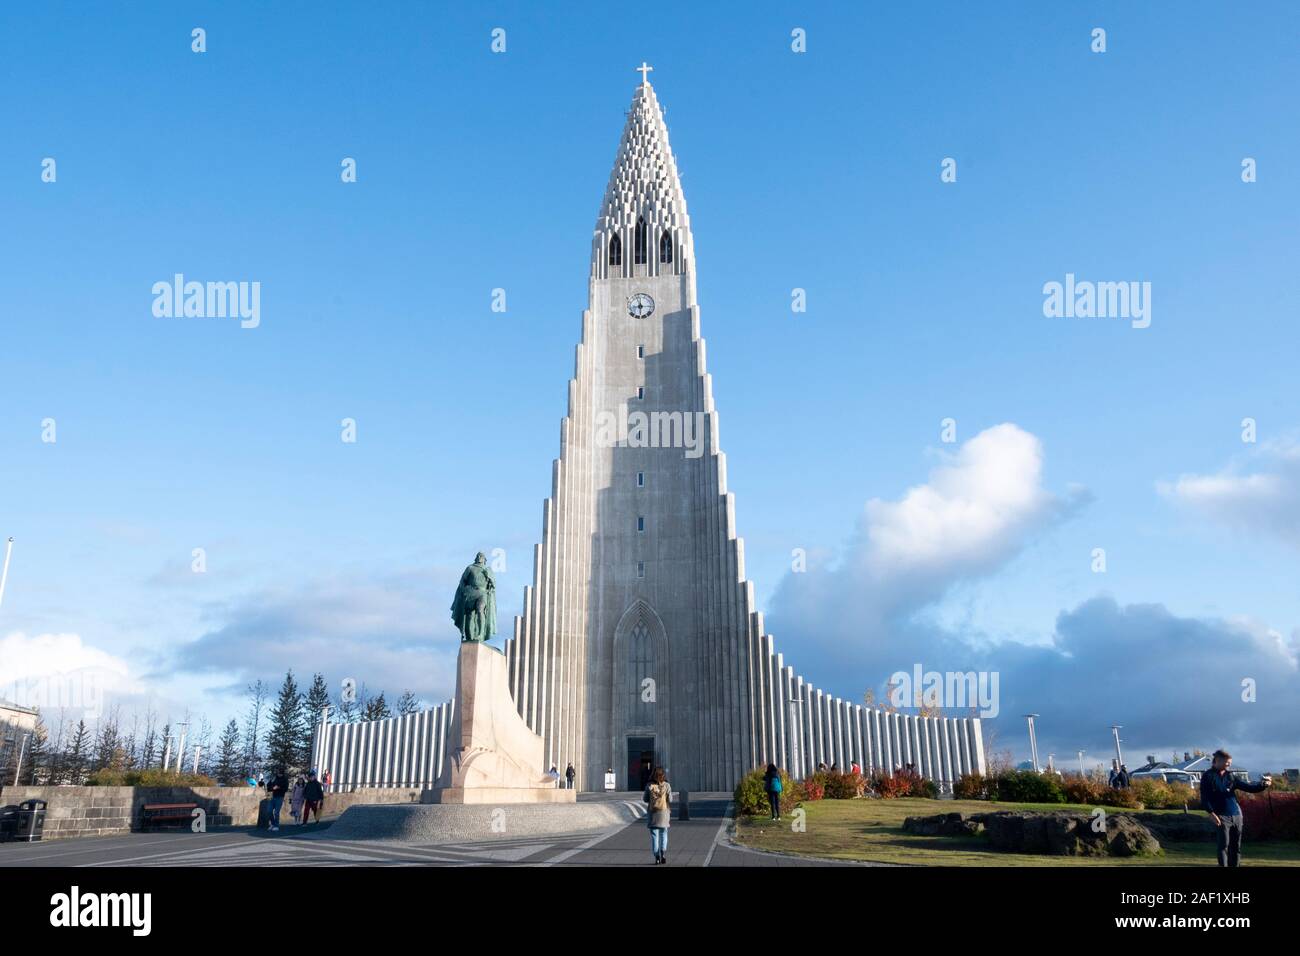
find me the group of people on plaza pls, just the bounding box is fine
[249,768,328,833]
[547,763,578,789]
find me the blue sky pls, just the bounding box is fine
[2,2,1298,770]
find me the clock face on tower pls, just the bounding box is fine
[627,292,655,319]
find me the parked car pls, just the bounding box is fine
[1129,768,1200,787]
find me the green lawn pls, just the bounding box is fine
[733,798,1300,867]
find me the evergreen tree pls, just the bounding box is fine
[303,673,331,722]
[214,719,242,784]
[362,691,391,722]
[158,722,172,769]
[301,673,331,768]
[1,727,17,785]
[121,713,139,772]
[396,690,420,716]
[20,711,49,785]
[45,715,67,785]
[93,708,124,772]
[63,719,92,785]
[266,670,303,773]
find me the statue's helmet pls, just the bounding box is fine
[475,551,487,565]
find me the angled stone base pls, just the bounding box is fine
[423,786,575,805]
[425,642,574,805]
[324,801,639,843]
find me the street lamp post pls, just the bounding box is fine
[788,695,803,779]
[1110,725,1124,768]
[175,721,190,774]
[1024,714,1041,772]
[0,536,13,609]
[14,732,31,786]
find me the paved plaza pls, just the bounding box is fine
[0,795,866,868]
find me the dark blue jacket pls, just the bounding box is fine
[1200,768,1265,816]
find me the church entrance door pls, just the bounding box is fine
[627,736,654,791]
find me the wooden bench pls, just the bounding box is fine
[139,802,198,831]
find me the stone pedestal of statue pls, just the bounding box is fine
[425,641,576,804]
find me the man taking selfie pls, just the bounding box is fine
[1200,749,1272,867]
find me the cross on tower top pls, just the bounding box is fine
[636,61,653,85]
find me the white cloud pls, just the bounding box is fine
[764,424,1300,769]
[773,423,1082,641]
[1159,438,1300,546]
[172,567,465,705]
[0,631,136,719]
[860,423,1062,580]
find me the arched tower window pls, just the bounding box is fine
[634,216,647,265]
[659,230,673,264]
[608,233,622,266]
[627,620,655,729]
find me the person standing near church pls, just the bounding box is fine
[763,763,783,821]
[1201,749,1271,867]
[302,771,325,824]
[644,767,671,865]
[289,776,305,824]
[267,770,289,832]
[565,762,575,789]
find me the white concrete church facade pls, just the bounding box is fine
[311,73,987,794]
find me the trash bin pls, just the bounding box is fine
[0,804,19,843]
[678,790,690,821]
[15,799,47,843]
[256,798,270,830]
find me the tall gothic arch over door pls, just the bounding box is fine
[611,600,670,788]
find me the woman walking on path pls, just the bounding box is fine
[763,763,783,821]
[644,766,672,865]
[289,776,305,824]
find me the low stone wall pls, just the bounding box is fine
[0,785,422,841]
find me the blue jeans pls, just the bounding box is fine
[650,827,668,857]
[269,796,284,827]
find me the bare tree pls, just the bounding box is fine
[46,711,68,785]
[191,716,214,776]
[243,680,268,776]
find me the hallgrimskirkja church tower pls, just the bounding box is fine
[310,71,987,795]
[500,71,986,792]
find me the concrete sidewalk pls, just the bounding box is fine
[561,793,863,866]
[0,792,865,867]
